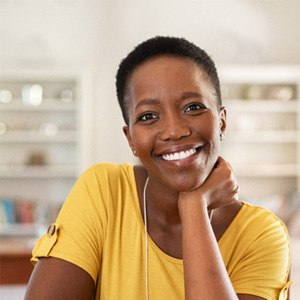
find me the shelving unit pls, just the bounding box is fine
[219,65,300,206]
[0,71,84,238]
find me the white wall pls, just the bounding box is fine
[0,0,103,68]
[1,0,300,165]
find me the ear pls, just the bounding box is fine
[219,106,227,135]
[123,125,136,155]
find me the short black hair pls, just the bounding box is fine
[116,36,221,125]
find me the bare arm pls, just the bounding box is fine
[178,157,266,300]
[24,257,95,300]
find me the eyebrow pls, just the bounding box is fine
[135,98,160,109]
[135,92,203,110]
[181,91,203,100]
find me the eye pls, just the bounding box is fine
[184,103,207,113]
[138,112,159,122]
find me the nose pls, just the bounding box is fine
[159,113,191,141]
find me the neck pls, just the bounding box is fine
[145,177,182,225]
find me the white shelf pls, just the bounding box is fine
[0,100,76,112]
[225,130,298,143]
[0,131,77,143]
[0,223,38,237]
[0,165,78,178]
[233,164,298,177]
[219,64,300,84]
[224,99,298,113]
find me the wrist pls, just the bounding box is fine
[178,191,208,219]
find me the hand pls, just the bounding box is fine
[179,157,239,210]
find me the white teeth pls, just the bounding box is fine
[162,148,197,161]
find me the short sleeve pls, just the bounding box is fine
[229,207,292,300]
[31,165,109,283]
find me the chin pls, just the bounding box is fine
[178,161,216,191]
[180,178,206,192]
[165,172,208,192]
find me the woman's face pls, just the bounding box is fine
[123,55,226,192]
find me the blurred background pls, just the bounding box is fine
[0,0,299,299]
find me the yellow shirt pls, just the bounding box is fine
[32,163,291,300]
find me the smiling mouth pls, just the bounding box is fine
[161,148,198,161]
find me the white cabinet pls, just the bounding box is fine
[0,71,84,237]
[219,65,300,204]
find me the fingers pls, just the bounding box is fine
[205,157,240,210]
[215,156,234,171]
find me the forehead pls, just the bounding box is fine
[130,55,205,83]
[125,55,215,101]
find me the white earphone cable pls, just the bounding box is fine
[143,177,150,300]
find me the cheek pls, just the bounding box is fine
[198,115,222,160]
[198,114,221,140]
[130,129,153,155]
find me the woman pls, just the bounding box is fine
[25,36,291,300]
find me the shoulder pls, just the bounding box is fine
[231,201,290,253]
[226,203,291,299]
[221,201,290,255]
[64,162,136,209]
[77,162,135,187]
[240,202,288,235]
[83,162,134,177]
